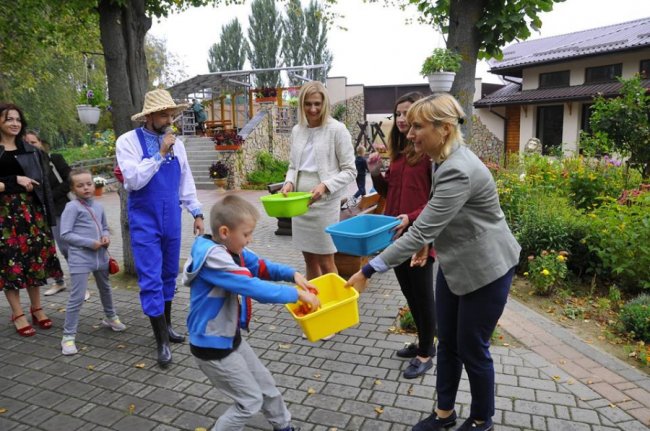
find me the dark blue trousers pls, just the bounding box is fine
[435,266,515,420]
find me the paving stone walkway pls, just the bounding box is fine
[1,189,648,431]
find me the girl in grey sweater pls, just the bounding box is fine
[59,169,126,355]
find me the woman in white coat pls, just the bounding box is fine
[281,82,356,280]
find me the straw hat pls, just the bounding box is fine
[131,89,189,122]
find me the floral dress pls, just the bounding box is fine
[0,147,63,290]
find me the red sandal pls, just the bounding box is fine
[30,307,53,329]
[11,314,36,337]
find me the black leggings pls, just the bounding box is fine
[394,256,436,357]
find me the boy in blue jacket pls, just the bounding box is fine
[182,194,319,431]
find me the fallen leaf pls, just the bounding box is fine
[307,387,316,395]
[269,326,276,331]
[552,375,561,381]
[135,363,146,368]
[128,404,135,415]
[87,365,95,371]
[117,344,126,349]
[278,343,291,349]
[57,307,66,313]
[387,326,397,333]
[559,360,566,364]
[502,343,510,347]
[587,380,593,384]
[195,428,208,431]
[0,408,7,414]
[313,373,321,379]
[374,379,382,386]
[567,378,575,385]
[609,403,617,408]
[375,406,384,414]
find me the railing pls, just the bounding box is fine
[70,156,116,182]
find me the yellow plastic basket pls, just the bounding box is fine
[285,273,359,342]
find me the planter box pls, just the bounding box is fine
[77,104,101,125]
[214,144,242,151]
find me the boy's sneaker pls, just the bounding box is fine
[61,337,78,355]
[44,282,66,296]
[101,316,126,332]
[274,427,301,431]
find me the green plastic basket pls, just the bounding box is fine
[260,192,312,217]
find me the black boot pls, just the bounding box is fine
[164,301,186,343]
[149,315,172,368]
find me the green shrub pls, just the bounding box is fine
[57,129,116,164]
[567,158,626,210]
[399,309,416,332]
[584,193,650,292]
[246,151,289,186]
[525,251,569,296]
[619,294,650,342]
[514,193,590,271]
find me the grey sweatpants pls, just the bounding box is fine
[63,270,117,336]
[195,339,292,431]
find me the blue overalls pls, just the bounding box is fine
[128,128,182,317]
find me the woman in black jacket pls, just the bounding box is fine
[24,130,71,296]
[0,103,61,336]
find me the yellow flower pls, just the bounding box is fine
[523,272,529,276]
[541,269,550,276]
[557,255,566,262]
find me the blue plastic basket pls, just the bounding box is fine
[325,214,400,256]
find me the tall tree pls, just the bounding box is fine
[303,0,333,82]
[247,0,283,88]
[392,0,565,141]
[282,0,306,85]
[146,34,189,88]
[207,18,248,73]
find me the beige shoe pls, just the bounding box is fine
[84,290,91,301]
[44,284,66,296]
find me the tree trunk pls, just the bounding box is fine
[447,0,487,144]
[98,0,151,275]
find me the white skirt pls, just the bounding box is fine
[292,171,339,255]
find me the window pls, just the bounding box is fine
[539,70,570,88]
[641,59,650,79]
[585,63,622,83]
[580,103,594,134]
[536,105,564,155]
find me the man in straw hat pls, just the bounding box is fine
[116,89,204,368]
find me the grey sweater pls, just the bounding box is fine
[60,198,110,274]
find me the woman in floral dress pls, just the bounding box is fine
[0,103,61,336]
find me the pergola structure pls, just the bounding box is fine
[167,64,326,130]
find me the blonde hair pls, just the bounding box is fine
[69,168,91,187]
[210,194,259,232]
[406,94,465,163]
[297,81,331,127]
[356,146,366,156]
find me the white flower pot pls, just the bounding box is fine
[427,72,456,93]
[77,104,101,125]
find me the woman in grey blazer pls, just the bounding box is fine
[347,94,521,431]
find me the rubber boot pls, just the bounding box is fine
[149,315,172,368]
[164,301,185,343]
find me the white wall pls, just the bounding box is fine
[475,107,506,141]
[326,76,363,105]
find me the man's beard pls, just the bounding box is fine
[152,123,167,135]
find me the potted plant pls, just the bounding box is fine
[77,86,105,125]
[420,48,462,93]
[209,161,229,190]
[254,87,278,103]
[93,176,107,196]
[213,130,244,151]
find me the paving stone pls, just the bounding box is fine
[546,418,591,430]
[570,406,601,425]
[503,410,532,428]
[514,399,555,416]
[307,408,351,428]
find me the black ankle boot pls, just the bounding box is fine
[149,315,172,368]
[164,301,185,343]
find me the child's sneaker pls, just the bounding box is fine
[101,316,126,332]
[61,336,78,355]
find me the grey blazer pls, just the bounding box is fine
[375,143,521,295]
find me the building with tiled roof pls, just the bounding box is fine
[474,17,650,155]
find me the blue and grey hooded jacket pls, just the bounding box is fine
[182,235,299,350]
